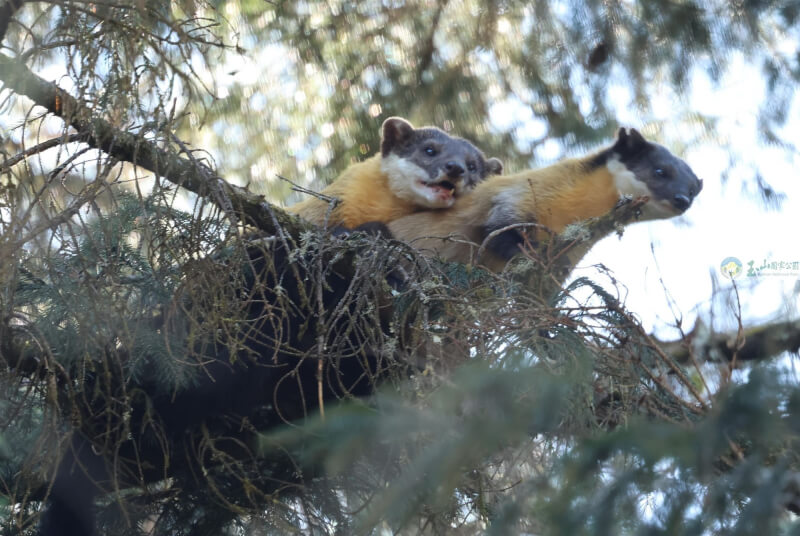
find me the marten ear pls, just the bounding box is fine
[381,117,415,157]
[613,127,649,156]
[486,157,504,176]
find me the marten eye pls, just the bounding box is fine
[424,146,437,157]
[654,168,668,178]
[466,162,477,172]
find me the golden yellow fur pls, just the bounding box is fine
[388,157,620,272]
[287,155,419,228]
[389,126,703,281]
[497,159,619,232]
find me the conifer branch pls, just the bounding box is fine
[0,52,307,235]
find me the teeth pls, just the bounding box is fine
[425,182,454,197]
[436,181,455,191]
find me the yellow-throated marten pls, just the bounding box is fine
[288,117,503,228]
[387,128,702,276]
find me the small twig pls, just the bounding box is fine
[48,146,93,188]
[0,133,84,172]
[277,174,339,204]
[1,178,105,254]
[726,280,746,381]
[650,248,713,400]
[476,222,545,264]
[613,303,709,411]
[314,219,328,421]
[18,39,81,62]
[169,131,240,228]
[317,359,325,421]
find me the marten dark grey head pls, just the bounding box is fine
[380,117,503,208]
[604,128,703,220]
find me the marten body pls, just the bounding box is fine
[288,117,503,228]
[387,128,702,275]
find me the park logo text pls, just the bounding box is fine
[720,257,800,279]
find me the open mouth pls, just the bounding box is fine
[420,179,456,197]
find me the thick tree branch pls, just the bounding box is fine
[0,52,305,235]
[661,319,800,366]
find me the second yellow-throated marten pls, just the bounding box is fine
[387,128,703,276]
[288,117,503,228]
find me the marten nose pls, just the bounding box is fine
[673,194,691,211]
[445,162,465,178]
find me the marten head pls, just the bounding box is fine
[380,117,503,208]
[604,128,703,220]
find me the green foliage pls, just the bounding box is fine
[10,191,232,392]
[257,350,800,535]
[542,369,800,536]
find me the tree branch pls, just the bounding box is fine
[416,0,449,84]
[0,52,307,235]
[0,132,84,171]
[660,318,800,366]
